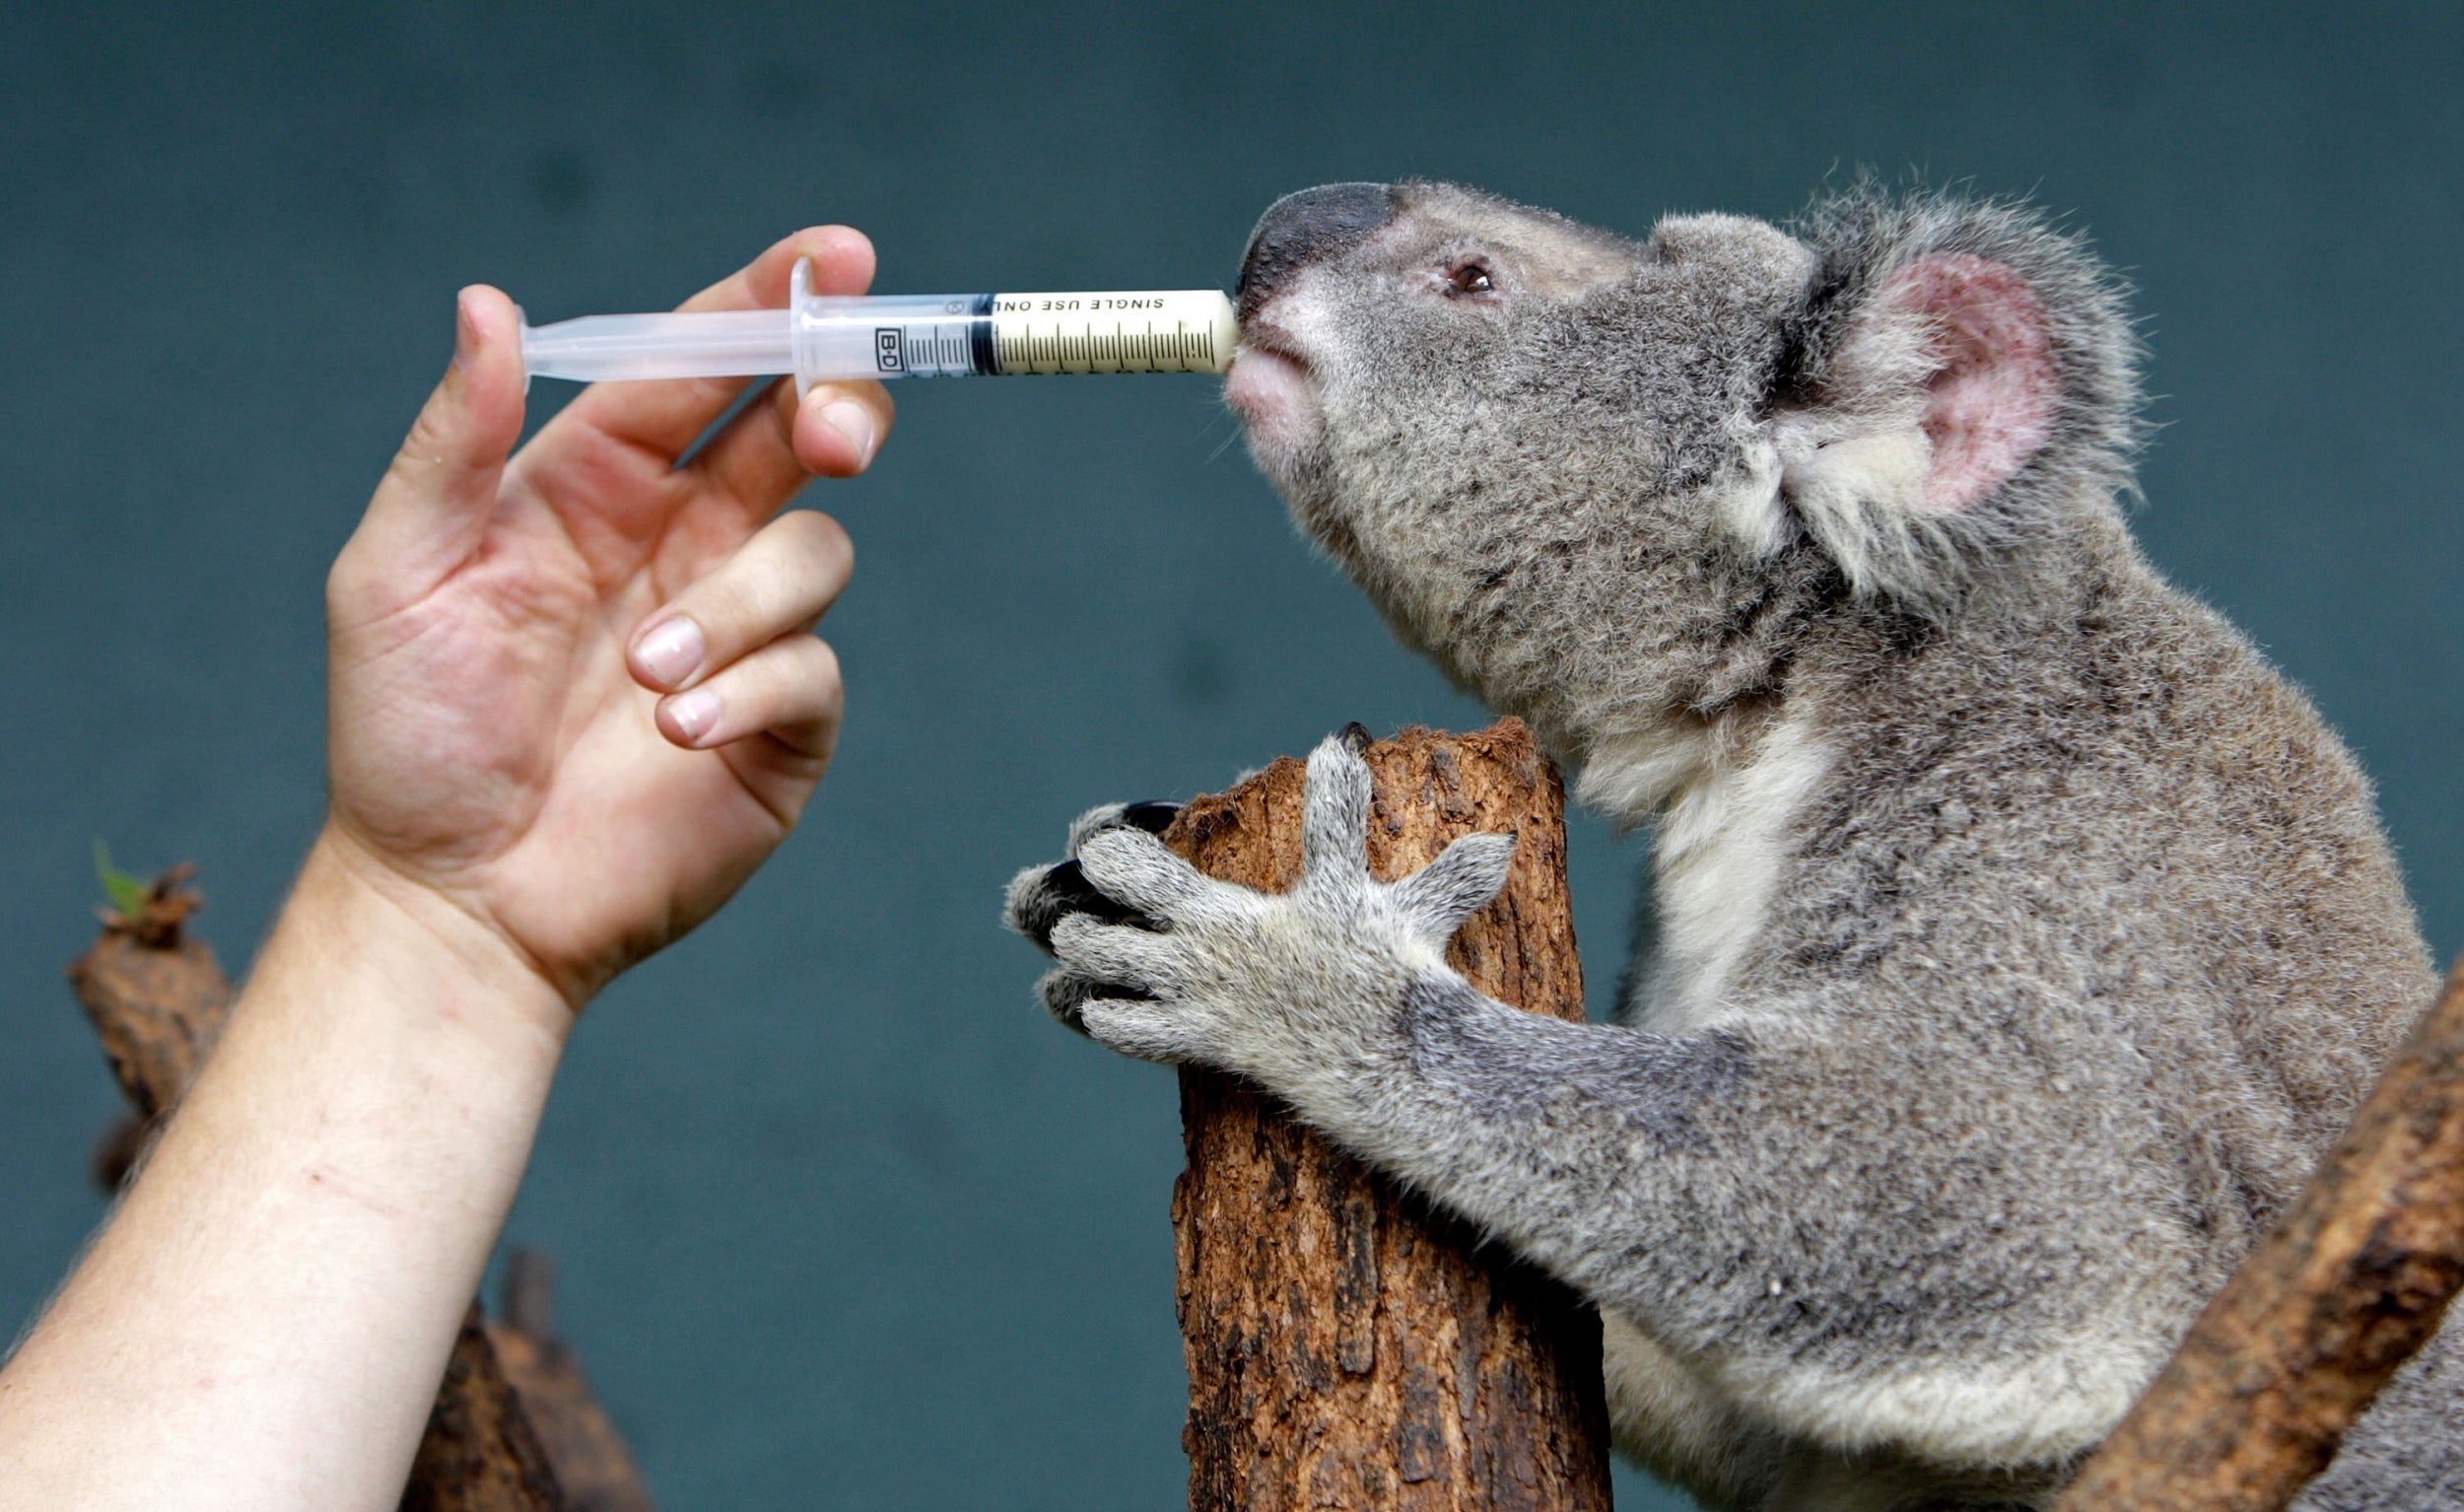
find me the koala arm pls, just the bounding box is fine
[1007,734,2188,1471]
[1006,736,1761,1314]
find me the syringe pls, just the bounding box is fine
[521,257,1240,391]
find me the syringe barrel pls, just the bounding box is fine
[794,295,998,383]
[980,293,1237,377]
[794,289,1240,386]
[519,260,1239,390]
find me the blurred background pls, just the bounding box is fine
[4,4,2459,1507]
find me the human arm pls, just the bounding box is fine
[0,228,892,1511]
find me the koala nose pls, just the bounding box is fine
[1237,182,1398,321]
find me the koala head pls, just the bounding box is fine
[1224,180,2142,768]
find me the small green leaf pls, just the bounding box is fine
[94,841,149,918]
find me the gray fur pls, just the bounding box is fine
[2301,1333,2464,1509]
[1004,179,2446,1509]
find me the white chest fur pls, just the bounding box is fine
[1579,711,1833,1035]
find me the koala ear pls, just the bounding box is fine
[1882,253,2058,512]
[1757,218,2139,609]
[1755,188,2141,606]
[1783,252,2058,518]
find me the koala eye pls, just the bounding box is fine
[1444,260,1497,298]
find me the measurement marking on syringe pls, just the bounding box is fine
[874,326,980,374]
[992,320,1220,376]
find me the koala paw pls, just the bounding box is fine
[1002,798,1183,966]
[1002,734,1516,1077]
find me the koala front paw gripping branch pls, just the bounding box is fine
[521,256,1239,389]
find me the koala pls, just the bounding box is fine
[1004,180,2452,1511]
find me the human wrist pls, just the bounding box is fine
[280,825,580,1054]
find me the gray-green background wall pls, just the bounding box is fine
[4,4,2458,1507]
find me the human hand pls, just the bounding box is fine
[321,229,893,1015]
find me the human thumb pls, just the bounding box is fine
[333,287,527,613]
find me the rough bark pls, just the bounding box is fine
[1163,721,1614,1512]
[66,867,653,1512]
[401,1306,568,1512]
[2058,954,2464,1511]
[487,1252,658,1512]
[67,866,233,1124]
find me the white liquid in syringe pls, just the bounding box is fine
[986,293,1232,375]
[520,258,1240,391]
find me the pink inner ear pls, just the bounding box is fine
[1885,253,2057,513]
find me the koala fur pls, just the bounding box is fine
[1005,179,2451,1510]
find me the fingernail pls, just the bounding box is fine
[635,616,706,689]
[452,290,478,371]
[665,688,720,746]
[820,399,876,465]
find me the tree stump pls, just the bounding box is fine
[1162,721,1613,1512]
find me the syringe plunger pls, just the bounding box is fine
[520,258,1239,390]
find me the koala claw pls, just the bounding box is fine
[1118,799,1184,834]
[1035,963,1150,1034]
[1008,733,1517,1071]
[1004,797,1191,957]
